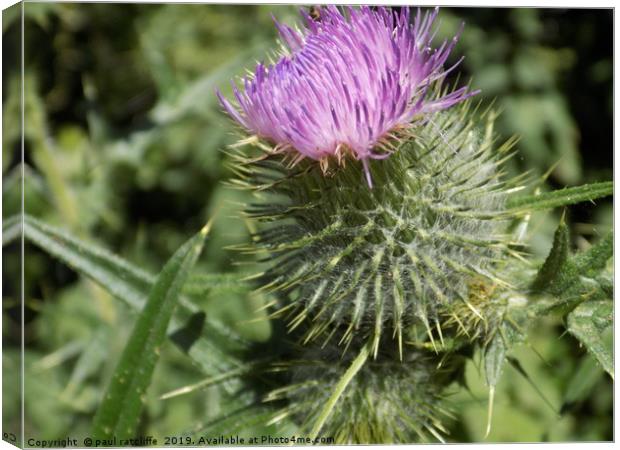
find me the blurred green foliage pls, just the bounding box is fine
[2,4,612,443]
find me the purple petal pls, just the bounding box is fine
[217,6,476,188]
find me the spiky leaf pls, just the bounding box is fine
[531,220,571,292]
[480,308,531,437]
[531,223,612,315]
[567,300,613,378]
[8,215,247,390]
[506,181,612,213]
[573,231,613,278]
[484,332,506,390]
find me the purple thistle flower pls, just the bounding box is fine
[217,6,477,187]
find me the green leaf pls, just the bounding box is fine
[531,223,613,316]
[92,223,209,440]
[562,355,604,412]
[507,181,612,212]
[484,332,506,389]
[567,300,613,378]
[531,220,570,292]
[11,215,248,391]
[483,332,506,438]
[573,231,613,277]
[2,215,21,246]
[21,215,152,310]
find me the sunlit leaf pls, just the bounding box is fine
[531,223,613,315]
[573,231,613,278]
[507,181,612,213]
[567,300,613,378]
[92,222,209,439]
[6,215,249,392]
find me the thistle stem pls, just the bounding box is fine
[308,343,371,441]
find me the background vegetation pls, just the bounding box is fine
[3,4,612,443]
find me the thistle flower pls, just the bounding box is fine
[217,6,476,186]
[235,99,522,357]
[223,5,525,359]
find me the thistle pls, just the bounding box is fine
[213,6,611,443]
[217,6,477,187]
[3,3,610,447]
[218,6,524,357]
[233,103,524,357]
[264,341,464,443]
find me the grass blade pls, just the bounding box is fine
[92,223,210,440]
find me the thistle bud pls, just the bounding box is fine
[233,100,518,354]
[221,6,520,354]
[264,341,464,443]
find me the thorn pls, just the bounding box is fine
[560,208,567,224]
[435,319,445,348]
[485,386,495,439]
[228,135,260,148]
[200,209,219,236]
[451,312,470,337]
[427,425,446,444]
[254,299,277,313]
[464,299,484,321]
[421,316,438,353]
[241,271,264,282]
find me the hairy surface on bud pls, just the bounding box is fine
[264,344,460,443]
[234,99,520,353]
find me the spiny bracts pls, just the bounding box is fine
[232,97,524,357]
[264,342,464,443]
